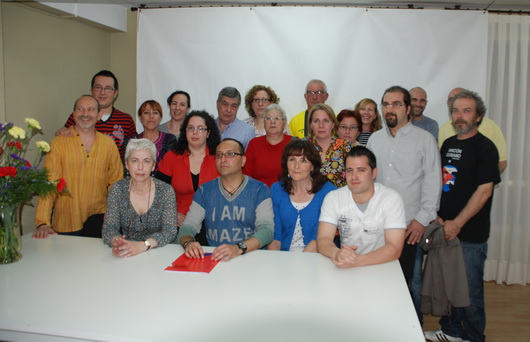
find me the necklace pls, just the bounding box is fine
[130,179,152,223]
[221,177,245,197]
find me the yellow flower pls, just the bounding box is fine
[8,126,26,139]
[36,141,51,153]
[25,118,42,130]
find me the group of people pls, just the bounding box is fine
[31,70,507,342]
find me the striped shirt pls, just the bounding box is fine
[65,107,137,160]
[35,127,123,233]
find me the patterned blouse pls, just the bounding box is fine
[102,178,178,247]
[307,136,351,188]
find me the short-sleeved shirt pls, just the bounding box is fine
[438,117,507,162]
[439,133,501,243]
[319,183,406,254]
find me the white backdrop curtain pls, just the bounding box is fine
[485,14,530,285]
[137,8,487,128]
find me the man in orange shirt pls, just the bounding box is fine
[34,95,123,239]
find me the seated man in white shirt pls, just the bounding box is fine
[317,146,406,267]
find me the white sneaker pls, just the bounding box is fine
[424,329,463,341]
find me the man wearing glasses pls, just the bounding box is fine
[366,85,441,325]
[288,79,329,138]
[57,70,137,160]
[177,138,274,261]
[215,86,255,149]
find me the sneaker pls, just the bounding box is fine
[424,329,463,341]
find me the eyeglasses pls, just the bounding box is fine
[186,126,208,133]
[264,117,284,122]
[306,90,326,96]
[381,102,405,109]
[338,125,359,131]
[92,85,115,93]
[253,98,271,104]
[215,152,243,159]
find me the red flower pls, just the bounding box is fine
[7,142,22,149]
[25,161,32,167]
[56,178,67,193]
[0,166,17,177]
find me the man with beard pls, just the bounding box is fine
[424,90,500,342]
[366,85,441,324]
[438,87,507,173]
[34,95,123,239]
[409,87,439,139]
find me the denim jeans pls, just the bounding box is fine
[440,241,488,342]
[411,244,425,325]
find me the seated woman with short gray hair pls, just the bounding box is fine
[103,138,178,257]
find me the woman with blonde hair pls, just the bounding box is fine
[354,98,382,145]
[306,103,351,187]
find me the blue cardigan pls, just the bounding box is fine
[271,181,337,251]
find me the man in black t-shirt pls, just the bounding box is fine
[424,90,501,342]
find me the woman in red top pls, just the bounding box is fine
[244,104,294,187]
[156,111,220,245]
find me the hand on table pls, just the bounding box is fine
[32,225,57,239]
[112,236,147,257]
[212,244,240,262]
[332,245,359,268]
[184,241,205,259]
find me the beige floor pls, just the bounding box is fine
[423,281,530,342]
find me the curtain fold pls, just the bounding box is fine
[485,14,530,285]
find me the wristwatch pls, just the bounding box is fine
[144,240,151,251]
[236,242,247,255]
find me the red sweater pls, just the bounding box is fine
[243,135,294,187]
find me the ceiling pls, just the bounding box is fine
[8,0,530,11]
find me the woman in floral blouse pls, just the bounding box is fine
[306,104,351,188]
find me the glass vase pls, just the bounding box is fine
[0,204,22,264]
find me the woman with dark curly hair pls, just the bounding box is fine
[354,98,382,145]
[243,85,282,137]
[156,110,220,245]
[268,139,336,252]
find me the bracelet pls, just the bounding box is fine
[182,239,195,250]
[36,224,47,230]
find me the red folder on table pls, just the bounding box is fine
[165,253,219,274]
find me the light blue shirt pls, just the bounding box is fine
[216,118,255,149]
[367,122,441,226]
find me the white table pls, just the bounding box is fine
[0,235,424,342]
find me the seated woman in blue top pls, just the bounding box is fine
[103,138,178,257]
[268,139,336,252]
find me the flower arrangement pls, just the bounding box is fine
[1,118,67,263]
